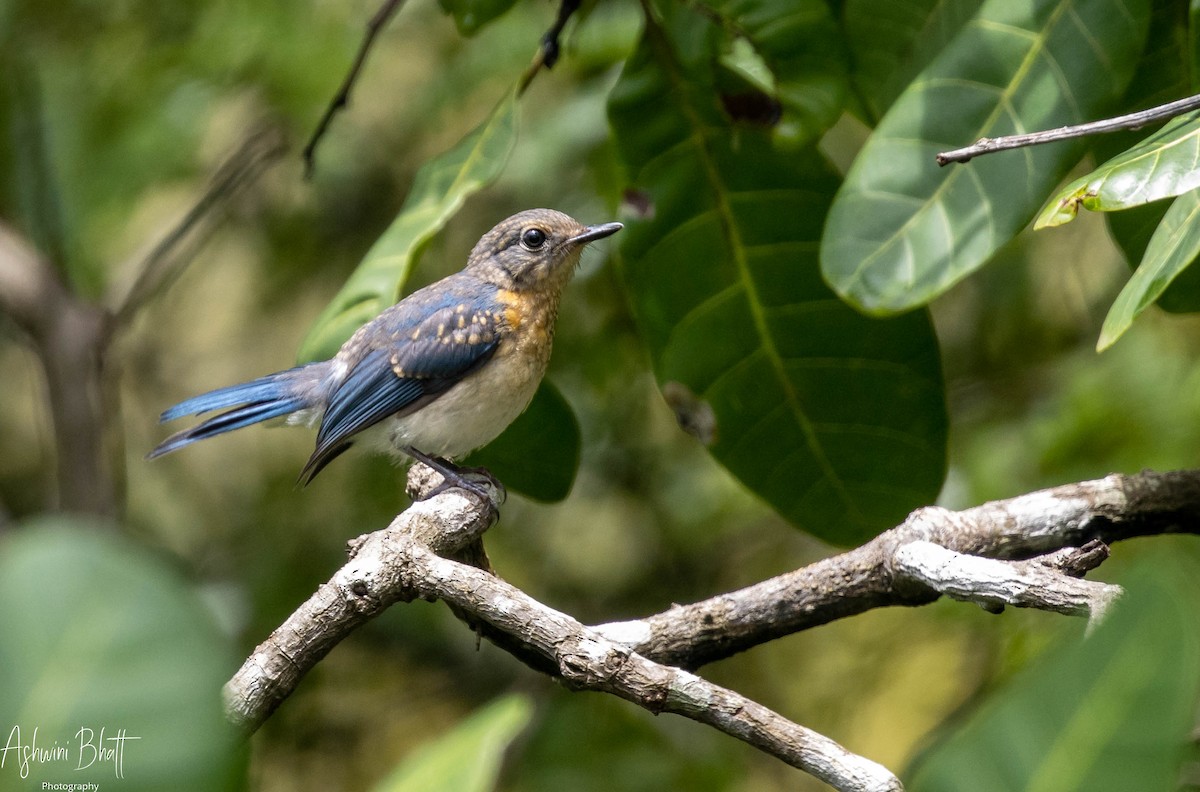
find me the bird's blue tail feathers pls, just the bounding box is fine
[148,363,329,459]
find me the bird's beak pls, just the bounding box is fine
[568,222,623,246]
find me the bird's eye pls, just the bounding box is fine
[521,228,547,250]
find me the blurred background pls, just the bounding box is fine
[2,1,1199,790]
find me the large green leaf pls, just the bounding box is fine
[1098,186,1200,349]
[708,0,849,146]
[907,548,1200,792]
[297,92,519,363]
[609,4,947,544]
[822,0,1151,315]
[843,0,984,120]
[369,695,531,792]
[0,518,242,791]
[1037,110,1200,227]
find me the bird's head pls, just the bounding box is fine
[467,208,622,292]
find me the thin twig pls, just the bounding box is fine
[109,124,287,329]
[517,0,581,95]
[302,0,406,177]
[936,93,1200,165]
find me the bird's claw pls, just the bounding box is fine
[424,470,503,506]
[405,452,505,521]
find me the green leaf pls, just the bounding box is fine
[1108,198,1169,267]
[1037,110,1200,227]
[0,518,242,791]
[609,4,947,544]
[297,91,519,363]
[822,0,1151,315]
[843,0,984,120]
[438,0,518,36]
[1112,0,1198,114]
[369,694,532,792]
[1099,3,1200,314]
[1098,186,1200,349]
[1109,199,1200,313]
[709,0,850,146]
[464,381,580,502]
[907,548,1200,792]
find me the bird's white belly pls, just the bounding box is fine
[373,349,545,460]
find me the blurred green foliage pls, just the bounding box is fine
[1,0,1200,790]
[0,517,244,791]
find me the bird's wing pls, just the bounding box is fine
[299,301,502,482]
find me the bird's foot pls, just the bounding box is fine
[404,449,506,515]
[451,463,504,491]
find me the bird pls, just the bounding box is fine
[148,208,622,501]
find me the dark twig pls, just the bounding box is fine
[302,0,406,177]
[936,93,1200,165]
[517,0,582,95]
[109,124,287,329]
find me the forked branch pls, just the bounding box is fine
[224,468,1200,791]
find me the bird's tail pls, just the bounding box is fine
[147,362,331,459]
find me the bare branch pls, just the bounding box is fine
[410,545,902,792]
[936,93,1200,165]
[302,0,406,177]
[226,466,899,792]
[223,470,499,732]
[226,468,1200,790]
[595,469,1200,668]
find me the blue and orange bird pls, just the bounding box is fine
[149,209,622,499]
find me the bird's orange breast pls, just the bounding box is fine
[494,288,557,363]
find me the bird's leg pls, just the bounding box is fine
[403,447,505,508]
